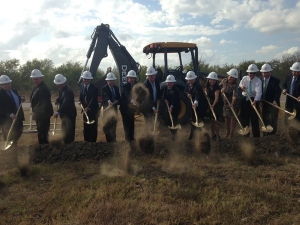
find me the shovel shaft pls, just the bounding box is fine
[204,91,218,122]
[166,102,175,128]
[244,90,267,127]
[262,99,294,116]
[286,93,300,102]
[222,92,245,130]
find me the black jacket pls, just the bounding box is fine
[79,83,99,114]
[0,88,25,125]
[161,85,181,115]
[261,76,281,106]
[55,84,77,119]
[143,79,161,109]
[101,84,121,109]
[283,74,300,110]
[119,82,135,113]
[30,81,53,120]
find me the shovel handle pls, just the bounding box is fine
[261,99,295,116]
[189,97,199,124]
[286,93,300,102]
[166,102,174,128]
[244,90,267,127]
[6,102,22,143]
[204,91,218,122]
[79,102,91,123]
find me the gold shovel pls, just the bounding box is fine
[244,90,273,133]
[79,103,95,124]
[222,92,250,135]
[1,103,22,150]
[262,99,296,120]
[150,104,160,135]
[166,102,181,130]
[189,97,204,128]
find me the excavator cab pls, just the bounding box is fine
[143,42,202,124]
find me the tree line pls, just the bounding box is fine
[1,51,299,94]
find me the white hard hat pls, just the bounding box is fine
[53,74,67,85]
[145,66,157,76]
[185,71,197,80]
[246,64,259,73]
[207,72,218,80]
[81,71,93,79]
[30,69,44,78]
[290,62,300,72]
[165,74,176,83]
[226,69,238,79]
[126,70,137,78]
[0,75,12,84]
[260,64,273,72]
[105,72,117,80]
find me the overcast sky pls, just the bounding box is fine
[1,0,299,72]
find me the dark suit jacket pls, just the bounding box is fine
[79,83,99,116]
[283,74,300,110]
[30,81,53,120]
[184,81,208,118]
[119,82,135,113]
[101,84,121,109]
[161,85,181,115]
[143,79,161,109]
[0,88,25,125]
[55,85,77,119]
[261,76,281,106]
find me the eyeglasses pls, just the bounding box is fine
[249,73,256,75]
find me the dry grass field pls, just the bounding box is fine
[0,96,300,225]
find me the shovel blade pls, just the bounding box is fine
[238,126,250,135]
[261,125,273,133]
[85,120,95,124]
[1,140,13,151]
[192,121,204,128]
[168,124,181,130]
[288,109,297,120]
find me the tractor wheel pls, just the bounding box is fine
[178,92,191,125]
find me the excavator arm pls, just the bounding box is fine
[79,23,140,96]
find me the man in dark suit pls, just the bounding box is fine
[0,75,25,146]
[30,69,53,144]
[53,74,77,144]
[79,71,99,142]
[260,64,281,135]
[142,66,161,129]
[282,62,300,126]
[161,75,181,141]
[119,70,137,142]
[101,72,121,142]
[184,71,208,140]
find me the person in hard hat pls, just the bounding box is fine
[30,69,54,144]
[119,70,138,142]
[0,75,25,146]
[79,71,99,142]
[239,64,262,137]
[282,62,300,125]
[184,71,208,140]
[53,74,77,144]
[101,72,121,142]
[204,72,223,141]
[260,64,281,135]
[219,68,240,138]
[142,66,161,129]
[161,75,181,141]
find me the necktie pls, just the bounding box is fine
[111,86,116,102]
[246,80,252,101]
[263,79,267,97]
[290,77,296,95]
[151,82,156,102]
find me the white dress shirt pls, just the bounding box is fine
[239,76,262,101]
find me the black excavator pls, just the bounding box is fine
[79,23,223,124]
[78,23,141,102]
